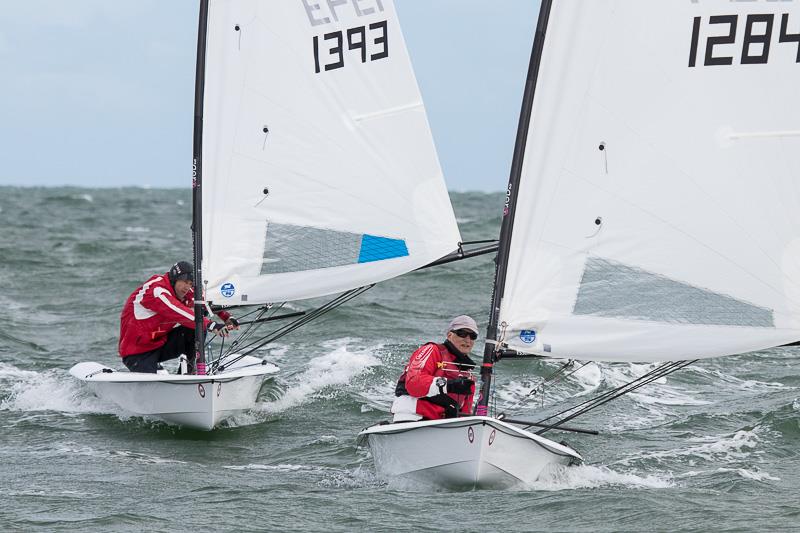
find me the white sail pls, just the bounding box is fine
[498,0,800,362]
[200,0,460,305]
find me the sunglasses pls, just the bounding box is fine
[452,329,478,340]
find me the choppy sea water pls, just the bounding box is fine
[0,186,798,532]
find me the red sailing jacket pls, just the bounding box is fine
[398,342,475,420]
[118,273,230,357]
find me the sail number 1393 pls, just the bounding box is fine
[313,21,389,73]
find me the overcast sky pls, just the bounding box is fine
[0,1,539,191]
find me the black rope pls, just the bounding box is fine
[532,360,696,435]
[460,239,499,246]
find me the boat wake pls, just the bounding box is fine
[609,425,783,482]
[256,340,382,415]
[527,463,675,491]
[222,462,383,488]
[618,426,770,466]
[0,362,117,417]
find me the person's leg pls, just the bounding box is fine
[123,328,195,373]
[122,351,161,373]
[156,327,194,367]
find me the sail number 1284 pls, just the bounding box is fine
[689,13,800,66]
[313,21,389,73]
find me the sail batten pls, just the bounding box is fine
[200,0,460,305]
[495,0,800,363]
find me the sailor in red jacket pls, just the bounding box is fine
[391,315,479,422]
[118,261,236,373]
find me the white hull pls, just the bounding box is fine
[69,356,278,430]
[358,416,582,490]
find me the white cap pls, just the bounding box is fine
[447,315,479,336]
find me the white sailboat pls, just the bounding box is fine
[69,357,278,430]
[361,0,800,489]
[71,0,463,429]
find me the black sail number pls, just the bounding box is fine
[313,20,388,73]
[705,15,737,66]
[689,12,800,67]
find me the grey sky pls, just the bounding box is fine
[0,1,539,191]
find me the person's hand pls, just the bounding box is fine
[208,322,229,337]
[225,317,240,331]
[446,376,474,395]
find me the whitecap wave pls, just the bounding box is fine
[529,463,675,490]
[223,463,312,472]
[617,427,772,467]
[355,381,395,413]
[29,442,188,465]
[257,341,381,414]
[706,367,787,391]
[0,363,116,415]
[497,361,704,430]
[318,466,383,489]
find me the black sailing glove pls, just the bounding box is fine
[446,376,474,395]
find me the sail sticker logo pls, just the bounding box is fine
[221,283,235,298]
[519,330,537,344]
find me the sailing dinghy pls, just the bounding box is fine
[361,0,800,489]
[69,357,278,430]
[72,0,466,429]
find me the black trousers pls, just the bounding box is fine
[122,327,194,373]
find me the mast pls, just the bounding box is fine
[476,0,554,415]
[191,0,210,375]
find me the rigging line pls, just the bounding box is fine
[460,239,499,246]
[536,361,593,407]
[503,359,583,414]
[532,361,687,430]
[205,305,274,372]
[231,289,358,360]
[533,360,685,426]
[220,303,296,356]
[234,305,270,321]
[211,307,276,372]
[235,286,372,359]
[218,285,375,370]
[225,305,278,352]
[534,360,696,434]
[210,306,274,373]
[264,285,373,340]
[416,243,499,271]
[539,360,695,434]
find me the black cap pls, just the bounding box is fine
[168,261,194,285]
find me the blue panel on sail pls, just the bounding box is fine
[358,234,409,263]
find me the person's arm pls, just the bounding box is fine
[145,286,211,330]
[459,379,476,414]
[403,344,444,398]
